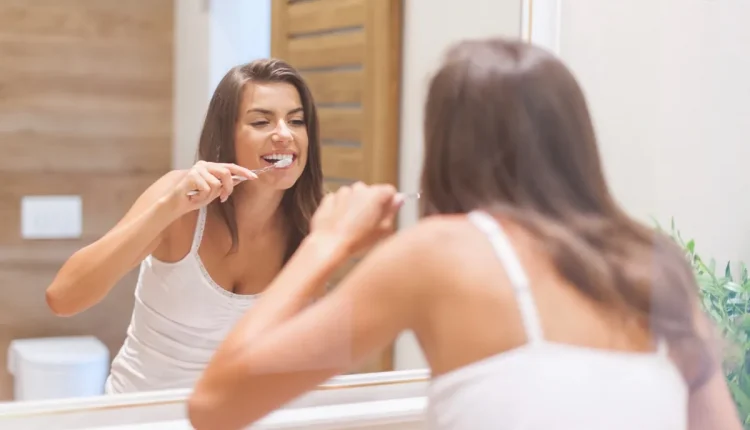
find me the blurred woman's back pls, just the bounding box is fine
[411,38,737,429]
[421,210,687,429]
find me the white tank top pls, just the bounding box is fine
[426,211,689,430]
[105,206,258,394]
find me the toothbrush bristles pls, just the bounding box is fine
[274,158,292,168]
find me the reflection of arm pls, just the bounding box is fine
[188,227,429,430]
[687,308,743,430]
[45,170,187,317]
[689,370,743,430]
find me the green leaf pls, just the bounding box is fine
[651,216,663,231]
[725,282,744,293]
[652,218,750,425]
[729,381,750,414]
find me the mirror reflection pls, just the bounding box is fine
[1,0,404,404]
[1,0,749,429]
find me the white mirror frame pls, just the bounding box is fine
[522,0,562,54]
[0,370,430,429]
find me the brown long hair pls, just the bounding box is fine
[197,59,323,262]
[421,38,715,389]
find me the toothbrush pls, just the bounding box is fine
[186,158,292,196]
[398,192,420,200]
[186,157,421,203]
[250,157,293,174]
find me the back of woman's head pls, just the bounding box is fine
[421,37,715,389]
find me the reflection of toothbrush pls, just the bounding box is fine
[398,192,420,200]
[186,158,292,197]
[251,157,292,175]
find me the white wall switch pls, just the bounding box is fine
[21,195,83,240]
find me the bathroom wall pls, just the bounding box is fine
[173,0,272,171]
[209,0,271,94]
[0,0,174,400]
[556,0,750,265]
[173,0,209,170]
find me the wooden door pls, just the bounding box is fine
[0,0,173,400]
[271,0,403,373]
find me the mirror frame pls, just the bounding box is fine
[0,370,429,429]
[522,0,562,55]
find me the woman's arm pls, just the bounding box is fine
[687,307,744,430]
[45,161,255,317]
[689,368,743,430]
[45,170,186,316]
[188,188,427,430]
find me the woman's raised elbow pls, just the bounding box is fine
[44,277,87,317]
[45,286,76,317]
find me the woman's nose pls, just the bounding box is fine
[274,121,293,141]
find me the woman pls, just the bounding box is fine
[188,39,741,429]
[45,58,324,394]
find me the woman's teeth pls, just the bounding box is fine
[262,154,293,163]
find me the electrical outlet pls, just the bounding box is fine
[21,195,83,240]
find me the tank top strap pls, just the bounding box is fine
[655,337,670,357]
[190,206,208,254]
[467,210,545,344]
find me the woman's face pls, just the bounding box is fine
[234,81,308,191]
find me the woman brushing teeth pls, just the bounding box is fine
[45,58,325,394]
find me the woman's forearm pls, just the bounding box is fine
[45,196,181,316]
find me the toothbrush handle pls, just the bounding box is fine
[185,175,248,197]
[251,165,276,174]
[398,192,420,200]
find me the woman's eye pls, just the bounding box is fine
[290,119,305,126]
[251,121,269,127]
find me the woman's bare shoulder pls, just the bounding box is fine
[392,215,466,246]
[390,213,533,282]
[383,215,479,271]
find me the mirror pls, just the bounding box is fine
[3,0,747,427]
[0,0,412,407]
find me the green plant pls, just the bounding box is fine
[658,219,750,427]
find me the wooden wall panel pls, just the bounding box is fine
[286,0,366,35]
[302,70,363,104]
[0,0,173,400]
[272,0,402,374]
[318,108,363,142]
[321,146,364,180]
[286,31,366,69]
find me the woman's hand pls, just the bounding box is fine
[310,182,404,257]
[167,161,257,215]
